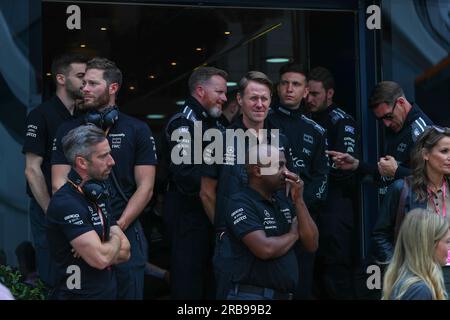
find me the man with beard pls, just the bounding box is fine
[47,125,130,300]
[164,66,227,299]
[51,57,157,299]
[23,52,88,288]
[307,66,360,299]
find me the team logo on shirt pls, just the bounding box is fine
[397,143,407,153]
[64,213,83,225]
[109,133,125,149]
[303,134,314,144]
[345,125,355,134]
[263,211,277,230]
[224,145,236,165]
[280,208,292,223]
[231,208,247,225]
[26,124,38,138]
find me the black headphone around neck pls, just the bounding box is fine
[68,178,111,241]
[68,178,110,204]
[85,106,119,131]
[80,180,110,203]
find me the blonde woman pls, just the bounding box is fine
[383,209,450,300]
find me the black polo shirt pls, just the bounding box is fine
[22,95,76,197]
[202,116,291,230]
[46,169,117,299]
[268,104,329,211]
[225,187,298,293]
[52,110,158,217]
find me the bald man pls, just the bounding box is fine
[224,144,318,300]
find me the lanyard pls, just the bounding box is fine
[67,179,106,241]
[427,179,447,217]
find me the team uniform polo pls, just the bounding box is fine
[47,169,117,299]
[22,95,76,197]
[51,108,157,300]
[268,104,329,211]
[201,116,291,299]
[22,95,77,287]
[202,116,292,231]
[226,188,298,294]
[52,110,158,216]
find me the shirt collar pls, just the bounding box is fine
[184,96,211,121]
[244,186,279,205]
[52,95,74,119]
[272,103,303,117]
[68,168,83,186]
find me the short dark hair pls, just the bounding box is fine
[51,52,88,82]
[188,66,228,94]
[279,63,308,78]
[62,124,107,167]
[86,57,123,89]
[238,71,273,96]
[308,66,335,91]
[368,81,404,109]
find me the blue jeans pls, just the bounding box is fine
[29,198,56,287]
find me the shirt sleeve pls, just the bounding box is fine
[135,121,158,165]
[303,130,329,210]
[394,165,411,180]
[47,199,95,242]
[166,117,203,195]
[22,109,47,156]
[225,196,264,240]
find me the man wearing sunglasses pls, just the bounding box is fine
[327,81,433,197]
